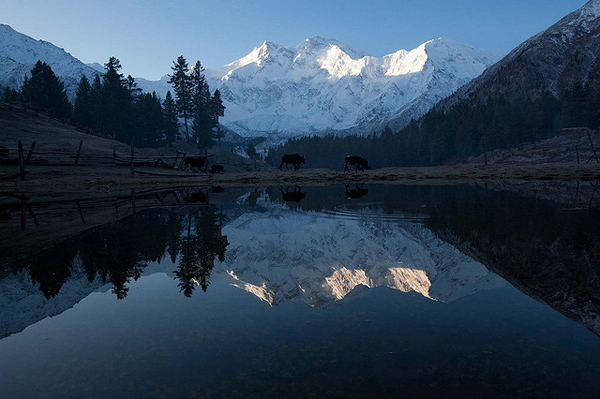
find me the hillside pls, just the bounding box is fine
[0,24,99,99]
[437,0,600,109]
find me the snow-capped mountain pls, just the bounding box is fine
[138,36,501,143]
[0,24,99,99]
[438,0,600,109]
[219,200,505,307]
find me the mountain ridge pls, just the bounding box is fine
[436,0,600,110]
[137,36,501,144]
[0,24,99,99]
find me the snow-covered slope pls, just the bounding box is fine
[0,24,99,99]
[219,201,505,307]
[139,36,501,143]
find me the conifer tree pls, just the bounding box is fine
[134,91,164,147]
[98,57,132,142]
[72,75,93,127]
[211,89,226,148]
[2,87,20,103]
[190,61,215,149]
[163,90,180,143]
[168,56,192,140]
[20,60,71,118]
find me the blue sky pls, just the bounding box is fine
[0,0,588,80]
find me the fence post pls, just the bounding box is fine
[75,140,83,165]
[18,140,25,179]
[172,151,180,169]
[130,144,135,177]
[25,141,36,164]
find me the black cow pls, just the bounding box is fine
[182,156,206,171]
[279,153,306,171]
[185,190,207,203]
[280,186,306,202]
[344,155,369,172]
[210,164,224,173]
[344,183,369,199]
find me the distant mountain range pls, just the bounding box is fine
[0,23,500,144]
[137,37,501,143]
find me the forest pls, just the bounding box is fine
[266,83,600,168]
[2,56,224,149]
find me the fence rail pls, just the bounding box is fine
[0,137,222,181]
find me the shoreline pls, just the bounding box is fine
[1,162,599,194]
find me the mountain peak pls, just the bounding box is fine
[300,36,367,59]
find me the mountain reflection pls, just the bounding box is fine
[1,183,599,338]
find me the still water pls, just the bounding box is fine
[0,183,599,398]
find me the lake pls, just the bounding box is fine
[1,182,599,398]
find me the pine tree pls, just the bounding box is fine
[133,92,164,148]
[163,90,180,143]
[211,89,226,148]
[98,57,132,142]
[2,87,20,103]
[20,60,71,118]
[72,75,93,127]
[168,56,192,140]
[190,61,215,149]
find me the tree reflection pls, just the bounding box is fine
[4,200,227,300]
[10,241,77,299]
[174,206,229,297]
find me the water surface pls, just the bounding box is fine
[0,183,599,398]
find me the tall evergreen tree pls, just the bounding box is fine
[72,75,93,127]
[163,90,180,143]
[98,57,132,142]
[2,87,20,103]
[190,60,215,149]
[20,60,71,118]
[211,89,226,148]
[168,56,192,140]
[133,91,164,148]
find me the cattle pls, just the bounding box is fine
[185,190,207,204]
[279,153,306,171]
[182,156,206,171]
[280,186,306,202]
[344,183,369,199]
[344,155,369,172]
[210,164,224,173]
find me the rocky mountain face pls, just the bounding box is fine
[137,36,500,144]
[437,0,600,110]
[0,24,99,99]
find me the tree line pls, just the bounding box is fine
[267,83,600,168]
[2,56,225,149]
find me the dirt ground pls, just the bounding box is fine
[1,162,599,194]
